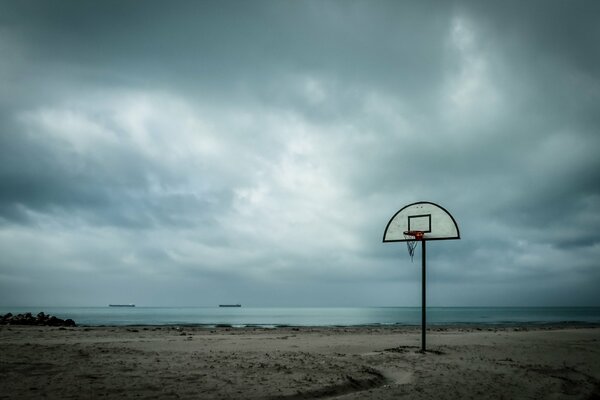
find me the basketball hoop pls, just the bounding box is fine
[384,202,461,353]
[403,230,424,261]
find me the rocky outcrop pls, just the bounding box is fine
[1,312,76,327]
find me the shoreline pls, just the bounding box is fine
[1,325,599,399]
[3,306,599,328]
[5,321,600,329]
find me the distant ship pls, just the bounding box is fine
[219,304,241,307]
[109,304,135,307]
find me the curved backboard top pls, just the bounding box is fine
[383,201,460,242]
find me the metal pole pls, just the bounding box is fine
[421,240,426,352]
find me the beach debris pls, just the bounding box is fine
[0,312,76,327]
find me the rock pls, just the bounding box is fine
[1,313,13,324]
[0,312,76,327]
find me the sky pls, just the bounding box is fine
[1,0,599,307]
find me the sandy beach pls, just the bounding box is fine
[1,325,599,399]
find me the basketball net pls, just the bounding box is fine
[403,231,424,262]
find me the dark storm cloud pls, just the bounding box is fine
[0,0,599,306]
[2,1,454,105]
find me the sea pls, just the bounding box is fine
[1,307,599,327]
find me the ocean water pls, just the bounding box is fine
[1,307,599,327]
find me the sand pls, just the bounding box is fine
[1,325,599,399]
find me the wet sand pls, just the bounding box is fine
[1,325,599,399]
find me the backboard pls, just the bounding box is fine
[383,201,460,242]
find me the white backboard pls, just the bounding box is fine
[383,201,460,242]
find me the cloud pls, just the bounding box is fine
[0,0,599,306]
